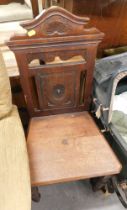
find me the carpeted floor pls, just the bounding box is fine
[32,180,124,210]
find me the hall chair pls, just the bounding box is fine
[7,6,121,200]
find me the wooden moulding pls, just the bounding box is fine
[7,6,104,46]
[7,7,104,117]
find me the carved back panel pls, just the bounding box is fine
[7,6,104,117]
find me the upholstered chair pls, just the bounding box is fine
[0,49,31,210]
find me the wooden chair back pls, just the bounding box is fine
[7,6,104,117]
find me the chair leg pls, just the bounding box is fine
[32,187,41,202]
[112,176,127,208]
[90,176,111,192]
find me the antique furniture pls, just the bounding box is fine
[92,53,127,207]
[0,49,31,210]
[73,0,127,56]
[31,0,39,17]
[0,0,24,4]
[42,0,127,56]
[7,6,121,200]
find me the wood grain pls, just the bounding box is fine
[27,112,121,186]
[7,7,121,187]
[73,0,127,56]
[0,0,24,4]
[7,6,104,117]
[31,0,39,17]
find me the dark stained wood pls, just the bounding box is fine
[7,7,121,187]
[0,0,24,4]
[27,112,121,186]
[6,7,122,187]
[73,0,127,56]
[22,0,127,56]
[7,6,104,117]
[47,0,127,56]
[31,0,39,17]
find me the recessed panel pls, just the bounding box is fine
[36,70,77,111]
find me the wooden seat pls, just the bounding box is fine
[7,7,121,188]
[27,112,121,186]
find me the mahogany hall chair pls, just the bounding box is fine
[7,6,121,201]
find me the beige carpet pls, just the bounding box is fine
[0,2,33,22]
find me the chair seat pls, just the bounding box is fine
[27,111,121,186]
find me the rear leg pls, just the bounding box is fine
[32,187,41,202]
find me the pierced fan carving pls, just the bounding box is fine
[43,20,68,35]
